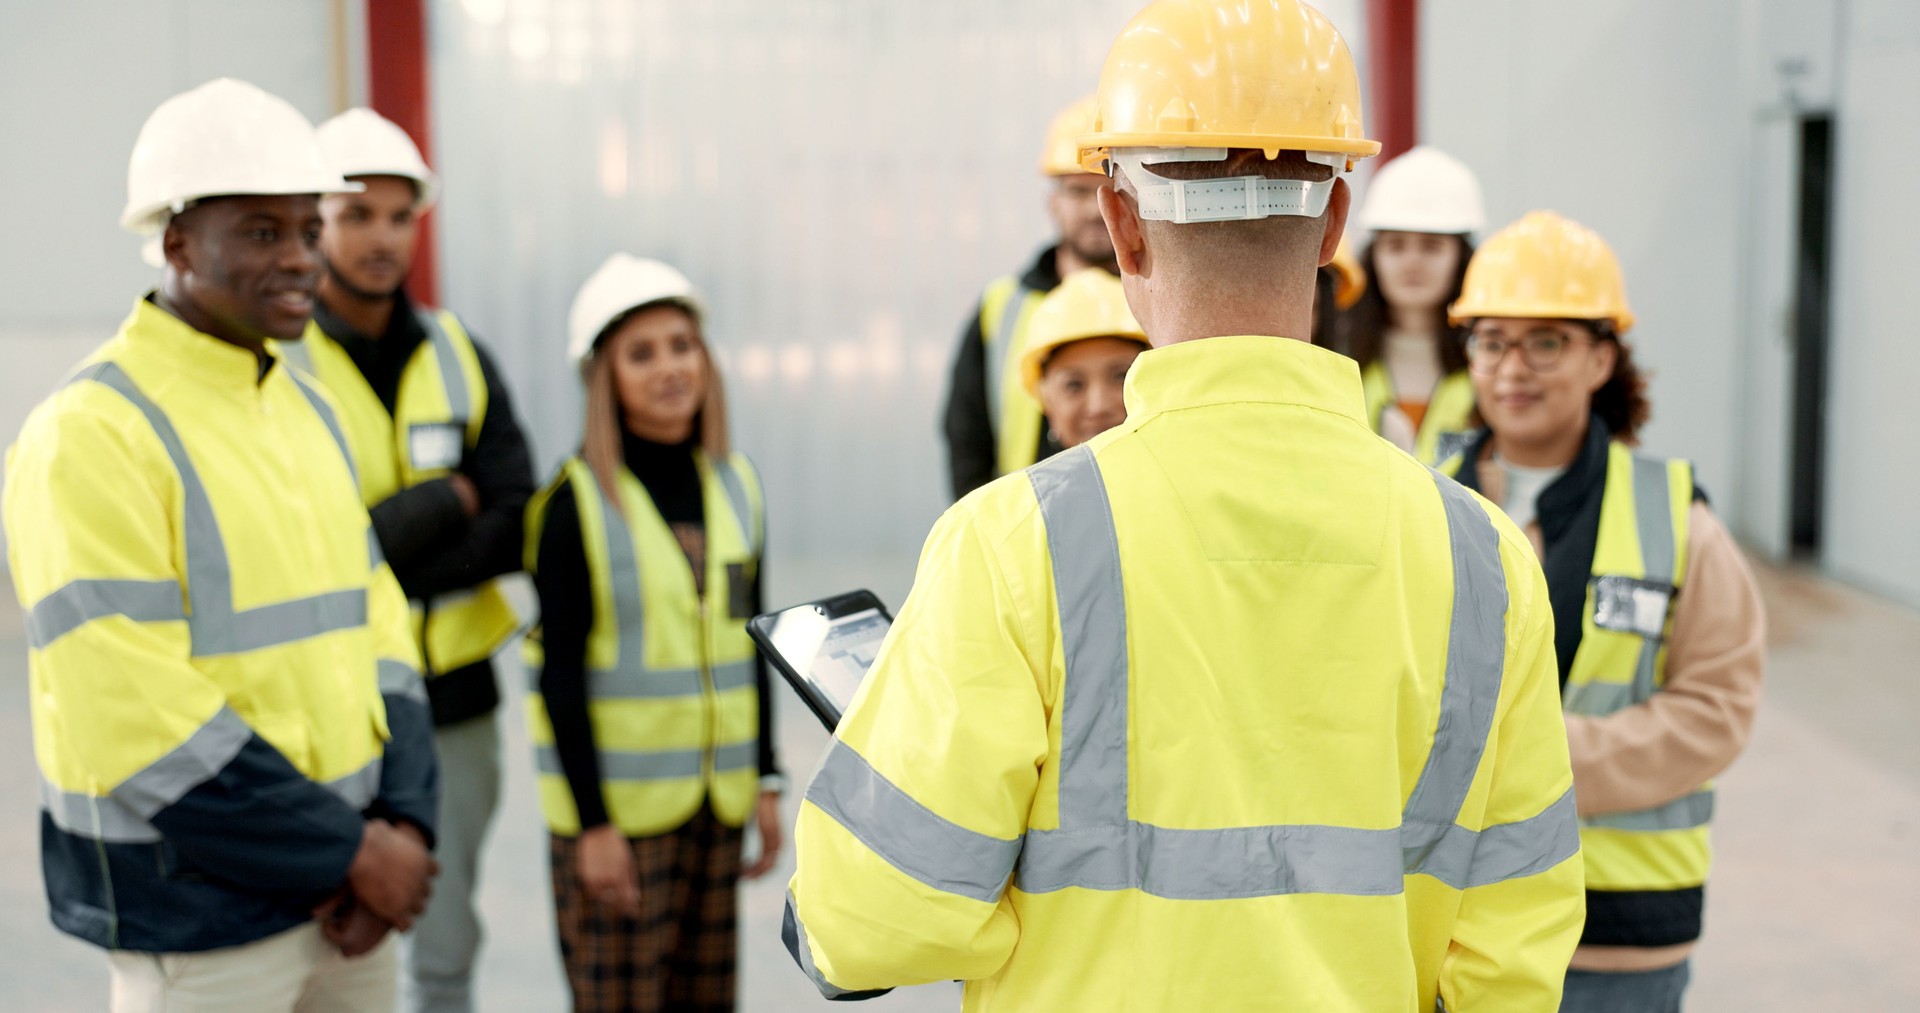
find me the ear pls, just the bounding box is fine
[1319,177,1351,267]
[1586,335,1620,394]
[1097,183,1147,278]
[161,219,193,273]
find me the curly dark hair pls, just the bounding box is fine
[1336,234,1474,372]
[1589,323,1653,443]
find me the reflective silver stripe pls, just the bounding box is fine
[785,887,860,999]
[982,285,1032,432]
[1011,447,1570,899]
[1584,789,1713,833]
[1406,787,1581,890]
[588,660,757,699]
[1401,471,1509,871]
[419,309,472,424]
[807,740,1019,903]
[1631,455,1676,702]
[274,338,316,374]
[41,779,161,844]
[1564,680,1634,717]
[1029,446,1130,826]
[589,666,703,699]
[325,758,383,811]
[368,527,385,569]
[378,659,428,704]
[1020,821,1403,899]
[714,457,762,556]
[26,578,185,649]
[76,363,372,656]
[286,369,356,487]
[536,740,757,782]
[114,706,252,819]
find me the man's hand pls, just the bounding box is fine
[313,891,392,958]
[578,824,641,919]
[743,791,784,880]
[448,473,481,518]
[347,818,439,930]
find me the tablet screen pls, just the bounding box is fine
[809,607,888,712]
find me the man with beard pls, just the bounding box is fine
[285,108,534,1013]
[5,78,439,1009]
[940,96,1120,500]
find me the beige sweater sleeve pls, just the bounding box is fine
[1563,503,1767,816]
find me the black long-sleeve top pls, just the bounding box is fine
[312,292,536,725]
[531,431,778,831]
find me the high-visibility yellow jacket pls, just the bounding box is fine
[1362,361,1477,465]
[787,335,1584,1011]
[4,298,435,954]
[282,310,520,677]
[523,453,765,836]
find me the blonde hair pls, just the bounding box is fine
[578,303,731,503]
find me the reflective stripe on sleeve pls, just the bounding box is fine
[111,706,253,820]
[26,578,185,650]
[378,659,428,704]
[805,739,1020,904]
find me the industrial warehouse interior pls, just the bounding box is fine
[0,1,1915,1011]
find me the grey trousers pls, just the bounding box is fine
[1560,959,1692,1013]
[401,711,502,1013]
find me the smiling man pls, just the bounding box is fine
[4,79,440,1011]
[291,107,534,1013]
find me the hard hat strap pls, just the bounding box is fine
[1112,149,1343,224]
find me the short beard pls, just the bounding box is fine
[323,257,403,303]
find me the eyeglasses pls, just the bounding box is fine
[1465,327,1593,374]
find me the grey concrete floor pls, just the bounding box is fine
[0,554,1914,1011]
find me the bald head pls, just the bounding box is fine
[1097,150,1349,347]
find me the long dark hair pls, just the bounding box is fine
[1338,234,1474,374]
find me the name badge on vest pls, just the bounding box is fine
[1591,575,1674,640]
[408,423,465,473]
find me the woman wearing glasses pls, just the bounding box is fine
[1439,212,1765,1013]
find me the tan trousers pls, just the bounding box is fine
[108,922,397,1013]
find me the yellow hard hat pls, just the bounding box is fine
[1040,96,1101,177]
[1078,0,1380,173]
[1329,238,1366,310]
[1449,211,1636,333]
[1021,270,1149,398]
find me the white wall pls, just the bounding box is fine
[1423,0,1920,610]
[1826,0,1920,606]
[428,0,1365,590]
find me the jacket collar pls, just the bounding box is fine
[1019,244,1065,293]
[1455,414,1613,543]
[1120,334,1367,426]
[123,294,275,389]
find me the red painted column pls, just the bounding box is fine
[366,0,440,305]
[1367,0,1419,164]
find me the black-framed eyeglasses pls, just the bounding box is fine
[1465,327,1593,374]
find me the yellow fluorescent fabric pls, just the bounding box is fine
[788,335,1583,1011]
[979,275,1048,477]
[282,312,517,675]
[1362,362,1478,465]
[6,299,414,805]
[524,453,764,836]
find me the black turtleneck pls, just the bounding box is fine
[531,433,776,832]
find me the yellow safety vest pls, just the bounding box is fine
[1565,444,1706,891]
[787,336,1584,1011]
[980,274,1048,476]
[6,300,420,947]
[524,452,765,836]
[280,310,520,676]
[1362,361,1476,465]
[1438,440,1708,896]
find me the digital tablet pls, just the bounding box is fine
[747,590,893,730]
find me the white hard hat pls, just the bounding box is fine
[316,108,438,210]
[121,79,359,258]
[567,254,706,364]
[1356,146,1486,235]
